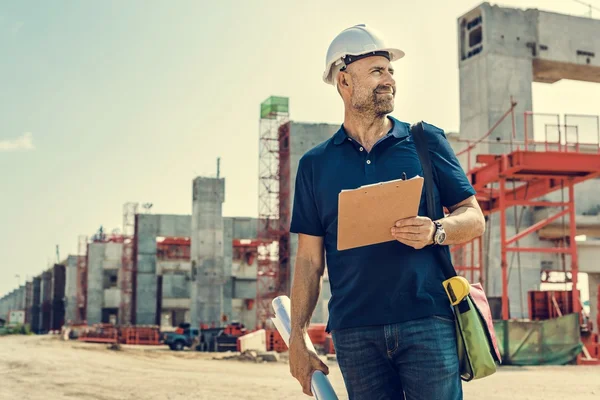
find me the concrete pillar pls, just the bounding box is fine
[135,214,158,325]
[31,277,41,333]
[25,281,33,326]
[18,285,25,310]
[86,243,104,325]
[51,264,66,331]
[40,271,52,332]
[458,4,536,154]
[64,255,78,324]
[190,177,226,328]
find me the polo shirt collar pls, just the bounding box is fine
[333,116,409,145]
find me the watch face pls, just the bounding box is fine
[438,232,446,244]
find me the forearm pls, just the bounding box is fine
[437,205,485,245]
[290,256,323,340]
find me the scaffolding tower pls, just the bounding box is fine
[257,96,290,329]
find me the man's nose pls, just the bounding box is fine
[382,71,395,87]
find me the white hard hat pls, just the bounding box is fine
[322,24,405,85]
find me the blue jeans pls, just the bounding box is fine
[331,315,462,400]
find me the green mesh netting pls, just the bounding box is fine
[493,313,583,365]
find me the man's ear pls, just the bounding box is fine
[339,71,350,87]
[336,70,352,98]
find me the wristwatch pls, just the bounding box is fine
[432,221,446,245]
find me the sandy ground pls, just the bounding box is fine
[0,335,599,400]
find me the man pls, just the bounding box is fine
[287,24,486,399]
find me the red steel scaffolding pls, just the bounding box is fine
[454,102,600,321]
[257,96,290,329]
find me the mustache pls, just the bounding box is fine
[374,85,395,95]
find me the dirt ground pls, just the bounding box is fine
[0,335,598,400]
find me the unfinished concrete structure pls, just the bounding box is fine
[190,177,227,328]
[0,207,267,331]
[456,2,600,321]
[287,122,340,323]
[0,288,23,324]
[24,281,33,327]
[0,211,264,330]
[226,217,259,328]
[458,1,600,149]
[0,264,67,332]
[134,213,192,325]
[40,270,52,331]
[86,241,123,325]
[30,277,41,332]
[64,255,78,323]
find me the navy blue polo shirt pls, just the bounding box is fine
[289,116,477,332]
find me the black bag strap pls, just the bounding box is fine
[410,121,457,280]
[410,122,437,221]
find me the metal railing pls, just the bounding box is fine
[454,106,600,173]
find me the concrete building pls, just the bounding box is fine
[30,276,41,332]
[190,177,226,328]
[57,196,266,329]
[86,241,123,325]
[228,217,259,329]
[456,2,600,321]
[134,213,192,326]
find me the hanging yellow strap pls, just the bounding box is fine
[443,276,471,306]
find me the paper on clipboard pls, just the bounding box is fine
[337,175,424,251]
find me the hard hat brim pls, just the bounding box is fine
[323,47,405,85]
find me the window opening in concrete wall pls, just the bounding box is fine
[460,19,466,60]
[103,271,118,289]
[101,308,118,324]
[469,26,482,47]
[460,13,483,61]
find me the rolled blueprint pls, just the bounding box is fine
[271,295,339,400]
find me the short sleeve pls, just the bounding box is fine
[427,125,476,208]
[289,155,325,236]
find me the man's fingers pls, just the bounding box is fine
[395,217,424,227]
[391,226,423,235]
[302,376,313,396]
[315,359,330,375]
[394,233,422,240]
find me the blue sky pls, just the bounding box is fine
[2,0,600,296]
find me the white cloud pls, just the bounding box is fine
[0,133,35,152]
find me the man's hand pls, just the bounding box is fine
[289,333,330,396]
[391,216,435,249]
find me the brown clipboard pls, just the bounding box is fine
[337,176,424,250]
